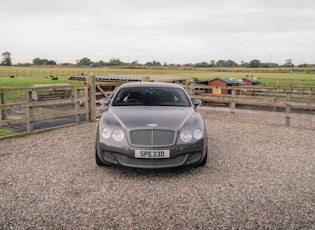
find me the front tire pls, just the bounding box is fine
[95,147,107,166]
[198,150,208,167]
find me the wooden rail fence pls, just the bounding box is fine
[1,75,315,138]
[183,84,314,126]
[0,85,90,138]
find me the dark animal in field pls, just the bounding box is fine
[50,75,58,80]
[10,75,15,78]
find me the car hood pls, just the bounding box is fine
[108,106,194,130]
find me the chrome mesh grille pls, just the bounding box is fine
[130,129,175,146]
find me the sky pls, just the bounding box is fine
[0,0,314,65]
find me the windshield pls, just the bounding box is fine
[112,87,191,107]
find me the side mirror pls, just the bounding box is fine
[99,98,110,105]
[193,99,202,107]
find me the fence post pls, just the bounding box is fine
[26,90,33,132]
[285,92,291,127]
[230,88,236,119]
[143,76,150,82]
[272,88,277,111]
[86,74,96,122]
[74,88,80,123]
[0,93,5,120]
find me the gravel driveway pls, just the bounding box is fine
[0,110,314,229]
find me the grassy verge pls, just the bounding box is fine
[1,67,314,100]
[0,126,17,136]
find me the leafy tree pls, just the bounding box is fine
[214,60,237,67]
[226,60,236,67]
[298,63,309,68]
[96,60,106,67]
[77,57,92,66]
[284,59,294,67]
[194,62,210,67]
[47,60,57,65]
[130,60,139,66]
[183,63,194,67]
[249,59,261,68]
[107,58,124,66]
[152,60,161,66]
[33,58,56,65]
[1,51,12,66]
[42,59,49,65]
[145,60,161,67]
[33,58,44,65]
[145,62,153,67]
[216,60,226,67]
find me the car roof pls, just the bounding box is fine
[118,82,184,89]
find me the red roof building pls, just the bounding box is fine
[242,77,260,85]
[208,77,244,94]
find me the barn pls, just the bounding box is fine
[242,76,260,85]
[208,77,244,94]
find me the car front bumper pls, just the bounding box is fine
[97,138,207,169]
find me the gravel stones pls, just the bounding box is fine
[0,109,314,229]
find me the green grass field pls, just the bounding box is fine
[1,66,315,87]
[1,66,314,136]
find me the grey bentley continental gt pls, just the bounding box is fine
[95,82,207,169]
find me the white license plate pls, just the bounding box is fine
[135,150,170,158]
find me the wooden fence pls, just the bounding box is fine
[184,83,315,126]
[1,75,315,138]
[87,77,315,127]
[0,84,91,138]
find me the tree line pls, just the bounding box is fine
[1,51,312,68]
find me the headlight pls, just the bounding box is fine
[193,129,202,140]
[112,129,124,142]
[180,129,192,142]
[101,128,124,142]
[180,129,203,142]
[101,128,111,139]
